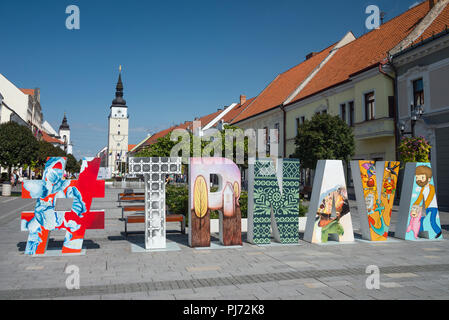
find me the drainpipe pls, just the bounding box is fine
[280,105,287,158]
[378,59,399,161]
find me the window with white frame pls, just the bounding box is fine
[413,78,424,107]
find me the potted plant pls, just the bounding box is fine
[398,136,432,165]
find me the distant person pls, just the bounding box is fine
[13,170,18,187]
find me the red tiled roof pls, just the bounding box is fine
[231,43,337,124]
[287,1,431,105]
[19,88,35,96]
[187,109,223,131]
[128,144,136,152]
[413,2,449,44]
[224,97,255,124]
[41,131,63,144]
[137,97,257,151]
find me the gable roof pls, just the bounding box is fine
[19,88,35,96]
[414,1,449,44]
[287,1,432,105]
[231,43,338,124]
[224,97,256,124]
[41,131,64,145]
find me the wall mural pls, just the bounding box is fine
[304,160,354,244]
[247,158,300,244]
[396,163,443,241]
[21,157,105,255]
[351,161,400,241]
[189,157,242,248]
[128,157,182,249]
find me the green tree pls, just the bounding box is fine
[135,125,250,168]
[292,113,355,170]
[66,154,80,175]
[0,121,39,181]
[134,134,177,158]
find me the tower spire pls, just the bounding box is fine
[59,113,70,130]
[112,65,126,107]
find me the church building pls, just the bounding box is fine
[107,67,129,175]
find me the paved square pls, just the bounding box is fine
[1,188,449,300]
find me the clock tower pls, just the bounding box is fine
[107,67,129,175]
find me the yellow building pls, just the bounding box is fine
[284,69,397,162]
[283,1,446,167]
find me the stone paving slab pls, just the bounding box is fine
[1,188,449,300]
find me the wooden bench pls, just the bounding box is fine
[118,194,145,206]
[124,213,186,237]
[117,192,144,201]
[121,205,145,220]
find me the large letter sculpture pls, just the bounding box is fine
[247,158,300,244]
[189,157,242,247]
[21,157,105,255]
[128,157,182,249]
[304,160,354,244]
[351,161,400,241]
[396,163,443,241]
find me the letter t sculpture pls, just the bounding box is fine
[128,157,182,249]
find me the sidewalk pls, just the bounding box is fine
[0,189,448,300]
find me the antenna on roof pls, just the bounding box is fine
[380,11,386,25]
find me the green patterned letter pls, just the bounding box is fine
[248,159,300,244]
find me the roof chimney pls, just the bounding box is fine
[240,95,246,105]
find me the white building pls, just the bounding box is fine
[107,70,129,175]
[58,114,73,154]
[0,73,42,132]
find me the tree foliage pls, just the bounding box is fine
[0,122,38,179]
[66,154,81,174]
[134,124,250,169]
[292,113,355,169]
[398,136,431,167]
[36,140,67,170]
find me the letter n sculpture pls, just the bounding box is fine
[247,158,300,245]
[21,157,105,255]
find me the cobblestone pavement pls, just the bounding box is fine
[1,189,449,300]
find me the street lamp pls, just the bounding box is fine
[399,104,424,137]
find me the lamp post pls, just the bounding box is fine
[399,104,424,137]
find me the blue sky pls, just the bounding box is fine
[1,0,422,159]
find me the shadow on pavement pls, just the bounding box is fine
[16,239,100,252]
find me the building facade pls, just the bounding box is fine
[107,71,129,175]
[0,73,42,131]
[393,25,449,208]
